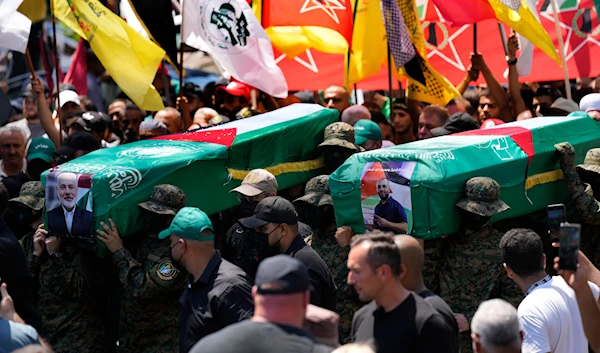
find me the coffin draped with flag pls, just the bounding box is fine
[42,104,337,255]
[330,116,600,239]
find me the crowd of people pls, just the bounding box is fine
[2,26,600,353]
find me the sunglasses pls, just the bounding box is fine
[325,97,343,104]
[237,193,264,202]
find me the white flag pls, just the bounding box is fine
[0,0,32,54]
[183,0,288,98]
[503,0,538,78]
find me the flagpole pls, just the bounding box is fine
[387,43,393,99]
[50,1,63,147]
[473,24,477,52]
[550,0,572,100]
[25,48,36,79]
[179,0,185,100]
[497,23,509,56]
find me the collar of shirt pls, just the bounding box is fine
[525,274,552,296]
[190,251,222,289]
[63,206,76,216]
[285,235,306,255]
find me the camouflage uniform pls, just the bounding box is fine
[556,143,600,266]
[318,122,365,152]
[438,177,522,353]
[296,176,361,344]
[113,184,188,353]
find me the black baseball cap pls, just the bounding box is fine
[239,196,298,229]
[78,111,110,133]
[182,83,204,100]
[431,112,480,136]
[255,255,310,295]
[54,131,99,158]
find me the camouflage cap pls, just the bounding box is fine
[576,148,600,175]
[138,184,186,216]
[455,177,510,217]
[318,122,360,151]
[294,175,332,207]
[9,181,45,210]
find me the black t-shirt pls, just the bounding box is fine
[189,320,333,353]
[285,235,337,312]
[2,171,30,198]
[419,290,459,353]
[352,293,456,353]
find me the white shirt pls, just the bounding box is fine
[518,275,600,353]
[63,206,75,235]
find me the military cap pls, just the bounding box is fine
[9,181,45,210]
[455,177,510,217]
[576,148,600,175]
[138,184,186,216]
[294,175,332,207]
[318,122,361,151]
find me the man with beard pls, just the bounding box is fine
[122,102,145,144]
[437,177,522,353]
[318,122,363,175]
[215,81,251,119]
[223,169,313,279]
[391,102,415,145]
[95,184,187,353]
[295,175,361,343]
[555,143,600,266]
[3,138,54,238]
[47,172,93,237]
[240,196,336,311]
[373,179,407,234]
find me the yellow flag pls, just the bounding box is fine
[344,0,388,87]
[52,0,165,111]
[18,0,47,23]
[267,27,349,58]
[397,0,460,106]
[488,0,560,64]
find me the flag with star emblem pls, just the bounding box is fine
[394,0,461,106]
[262,0,353,57]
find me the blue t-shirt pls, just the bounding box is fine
[374,196,407,233]
[0,317,40,353]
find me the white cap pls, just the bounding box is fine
[551,97,579,114]
[580,93,600,112]
[56,90,80,108]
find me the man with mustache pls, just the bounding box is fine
[47,172,93,237]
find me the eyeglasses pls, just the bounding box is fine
[237,193,265,202]
[325,97,343,104]
[479,103,497,109]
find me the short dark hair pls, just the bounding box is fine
[500,228,544,277]
[0,183,8,217]
[351,231,402,277]
[463,89,480,112]
[421,104,449,126]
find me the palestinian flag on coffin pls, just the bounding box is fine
[330,116,600,239]
[42,104,337,255]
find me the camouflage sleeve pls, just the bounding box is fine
[20,233,41,278]
[113,247,186,299]
[423,239,443,293]
[39,251,89,299]
[490,268,523,310]
[562,165,600,224]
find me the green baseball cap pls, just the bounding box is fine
[158,207,215,241]
[354,120,382,145]
[27,137,55,163]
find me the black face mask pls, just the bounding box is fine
[239,199,259,218]
[27,159,51,181]
[299,204,335,231]
[463,212,491,231]
[168,243,185,271]
[255,226,283,262]
[13,207,40,226]
[322,147,356,174]
[579,170,600,199]
[144,213,172,238]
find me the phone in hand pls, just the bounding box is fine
[547,204,566,243]
[558,223,581,271]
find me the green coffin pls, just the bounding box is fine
[330,116,600,239]
[42,104,338,250]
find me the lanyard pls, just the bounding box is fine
[526,275,552,296]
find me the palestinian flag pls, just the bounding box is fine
[330,115,600,239]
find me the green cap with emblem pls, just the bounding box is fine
[576,148,600,175]
[27,137,55,163]
[455,177,510,217]
[9,181,45,210]
[138,184,186,216]
[354,120,383,145]
[158,207,215,241]
[318,122,361,151]
[294,175,332,207]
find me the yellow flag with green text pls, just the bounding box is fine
[52,0,165,111]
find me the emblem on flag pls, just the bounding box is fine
[200,0,253,53]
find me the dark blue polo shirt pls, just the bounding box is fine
[374,196,407,233]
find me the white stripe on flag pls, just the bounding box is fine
[0,0,31,54]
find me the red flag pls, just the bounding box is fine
[430,0,495,25]
[63,39,88,96]
[263,0,353,47]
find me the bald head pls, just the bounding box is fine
[341,105,371,126]
[394,235,424,272]
[155,107,182,133]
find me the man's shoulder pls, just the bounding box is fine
[48,207,62,215]
[355,301,376,319]
[216,258,252,285]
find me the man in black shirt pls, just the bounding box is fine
[189,255,333,353]
[240,196,337,311]
[348,232,455,353]
[159,207,254,353]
